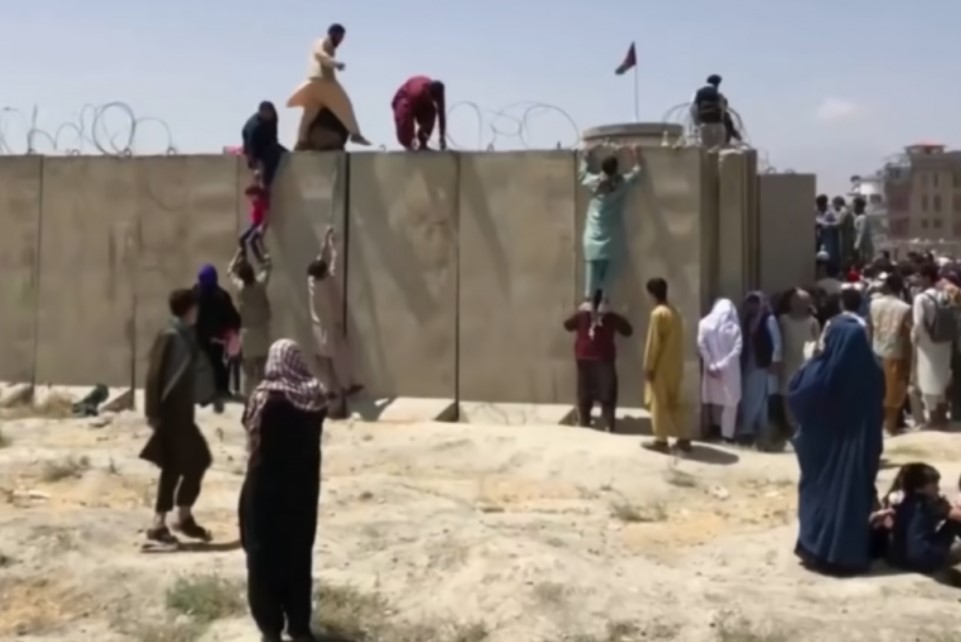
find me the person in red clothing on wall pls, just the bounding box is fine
[392,76,447,150]
[564,290,634,433]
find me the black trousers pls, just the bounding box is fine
[155,466,205,513]
[201,341,230,397]
[241,483,314,638]
[576,360,618,431]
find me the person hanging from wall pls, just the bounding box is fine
[563,290,633,433]
[227,248,273,398]
[194,265,242,412]
[307,227,363,420]
[141,289,217,549]
[578,143,642,320]
[689,74,730,150]
[242,101,286,189]
[286,23,371,151]
[392,76,447,151]
[239,172,270,264]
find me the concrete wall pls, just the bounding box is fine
[758,173,817,295]
[0,150,735,428]
[0,158,42,383]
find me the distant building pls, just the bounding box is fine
[883,142,961,244]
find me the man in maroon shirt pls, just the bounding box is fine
[564,291,633,433]
[392,76,447,150]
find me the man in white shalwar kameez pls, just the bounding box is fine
[697,299,743,441]
[912,264,952,427]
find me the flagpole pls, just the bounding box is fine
[632,60,639,122]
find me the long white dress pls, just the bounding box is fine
[912,288,952,403]
[697,299,743,406]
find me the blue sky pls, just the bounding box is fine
[2,0,958,195]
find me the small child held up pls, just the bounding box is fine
[239,171,269,263]
[883,462,961,575]
[563,289,633,433]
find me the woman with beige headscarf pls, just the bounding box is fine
[287,23,370,149]
[778,288,821,429]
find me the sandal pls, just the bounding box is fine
[173,516,212,542]
[145,526,179,546]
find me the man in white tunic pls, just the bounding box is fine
[912,263,952,427]
[697,299,743,441]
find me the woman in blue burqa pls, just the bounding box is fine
[787,314,884,575]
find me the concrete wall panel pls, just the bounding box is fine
[716,150,759,304]
[254,153,347,360]
[134,156,241,385]
[575,147,707,415]
[758,173,817,295]
[458,152,576,403]
[35,158,138,386]
[347,153,457,399]
[0,157,42,383]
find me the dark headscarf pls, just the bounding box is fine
[197,264,218,293]
[242,103,278,160]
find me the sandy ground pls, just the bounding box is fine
[1,401,961,642]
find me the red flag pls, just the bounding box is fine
[615,43,636,75]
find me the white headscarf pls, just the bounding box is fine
[699,299,742,368]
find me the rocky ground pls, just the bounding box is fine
[0,394,960,642]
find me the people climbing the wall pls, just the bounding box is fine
[287,23,371,151]
[141,288,217,549]
[242,101,286,189]
[228,248,273,398]
[690,74,731,150]
[578,143,642,308]
[642,278,690,453]
[307,227,363,419]
[564,290,633,433]
[240,174,270,263]
[392,76,447,151]
[193,264,242,412]
[240,339,326,642]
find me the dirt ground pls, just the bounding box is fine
[1,398,961,642]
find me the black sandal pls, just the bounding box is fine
[173,516,212,542]
[145,526,179,546]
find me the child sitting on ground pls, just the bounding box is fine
[882,462,961,574]
[239,171,269,262]
[563,289,633,433]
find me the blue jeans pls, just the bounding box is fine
[585,259,612,298]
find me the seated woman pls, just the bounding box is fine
[886,462,961,575]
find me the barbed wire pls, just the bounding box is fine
[0,102,177,156]
[444,100,581,150]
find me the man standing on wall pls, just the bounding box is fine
[578,143,642,317]
[690,74,730,150]
[392,76,447,151]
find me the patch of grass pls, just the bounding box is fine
[0,427,10,448]
[135,620,206,642]
[164,574,245,624]
[563,621,646,642]
[0,551,15,567]
[312,584,488,642]
[41,455,91,482]
[610,499,667,523]
[1,391,75,420]
[716,616,790,642]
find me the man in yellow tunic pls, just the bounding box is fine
[287,23,371,149]
[642,277,691,453]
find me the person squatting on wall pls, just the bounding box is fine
[228,248,273,397]
[240,339,327,642]
[242,101,286,189]
[578,143,642,306]
[690,74,735,150]
[392,76,447,150]
[564,290,633,433]
[141,288,217,548]
[307,227,363,419]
